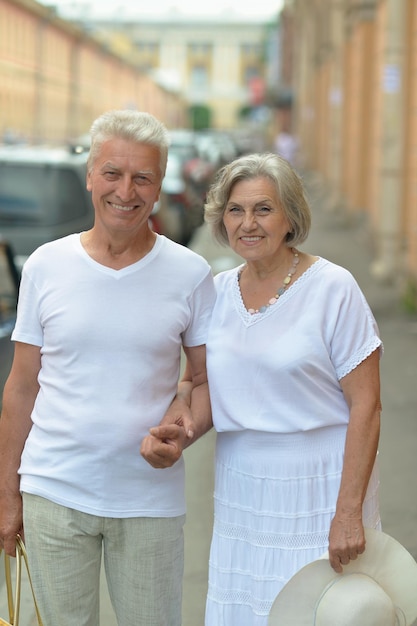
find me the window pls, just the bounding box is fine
[190,65,208,90]
[0,164,89,226]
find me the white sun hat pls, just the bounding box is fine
[268,528,417,626]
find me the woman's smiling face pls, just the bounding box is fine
[223,176,292,262]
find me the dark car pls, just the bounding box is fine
[0,239,19,410]
[0,145,94,270]
[160,131,215,246]
[158,150,206,246]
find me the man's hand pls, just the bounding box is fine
[140,345,212,469]
[0,492,24,556]
[140,424,189,468]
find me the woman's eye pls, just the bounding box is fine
[256,206,271,213]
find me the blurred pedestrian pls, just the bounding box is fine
[0,109,216,626]
[274,126,300,167]
[143,152,383,625]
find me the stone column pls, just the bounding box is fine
[371,0,406,282]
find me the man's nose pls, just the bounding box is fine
[116,176,135,201]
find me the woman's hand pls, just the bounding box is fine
[328,349,381,573]
[328,514,365,573]
[140,344,212,468]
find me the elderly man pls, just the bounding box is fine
[0,109,215,626]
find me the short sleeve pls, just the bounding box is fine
[323,268,382,380]
[11,264,43,347]
[182,268,216,347]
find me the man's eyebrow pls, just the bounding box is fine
[99,161,119,171]
[99,163,157,176]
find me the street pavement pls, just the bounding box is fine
[2,171,416,624]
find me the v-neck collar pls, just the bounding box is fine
[233,257,325,325]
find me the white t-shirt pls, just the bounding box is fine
[13,233,216,517]
[207,257,382,433]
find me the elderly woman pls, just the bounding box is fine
[142,152,383,626]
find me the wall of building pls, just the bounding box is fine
[94,16,269,131]
[286,0,417,307]
[0,0,187,144]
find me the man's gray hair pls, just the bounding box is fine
[87,109,170,177]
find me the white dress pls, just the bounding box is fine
[205,258,382,625]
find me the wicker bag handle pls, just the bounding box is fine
[0,535,43,626]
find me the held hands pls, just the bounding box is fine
[140,397,195,469]
[140,424,191,468]
[328,514,365,573]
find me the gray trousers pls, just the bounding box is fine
[22,493,185,626]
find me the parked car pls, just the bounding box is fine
[168,129,215,198]
[0,239,19,410]
[0,144,94,270]
[168,129,199,163]
[195,130,238,168]
[159,150,205,246]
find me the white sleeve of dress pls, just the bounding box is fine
[323,267,382,380]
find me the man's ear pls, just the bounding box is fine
[86,168,93,191]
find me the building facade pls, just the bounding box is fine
[93,13,271,130]
[284,0,417,308]
[0,0,187,144]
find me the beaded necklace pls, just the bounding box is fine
[238,248,300,315]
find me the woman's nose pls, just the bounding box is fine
[241,211,256,229]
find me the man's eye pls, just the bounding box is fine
[135,176,153,186]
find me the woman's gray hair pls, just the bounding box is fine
[87,109,170,177]
[204,152,311,247]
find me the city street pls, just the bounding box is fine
[1,172,416,625]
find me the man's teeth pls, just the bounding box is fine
[112,203,134,211]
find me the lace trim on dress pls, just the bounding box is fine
[215,519,330,550]
[234,257,324,324]
[207,584,277,616]
[336,336,382,380]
